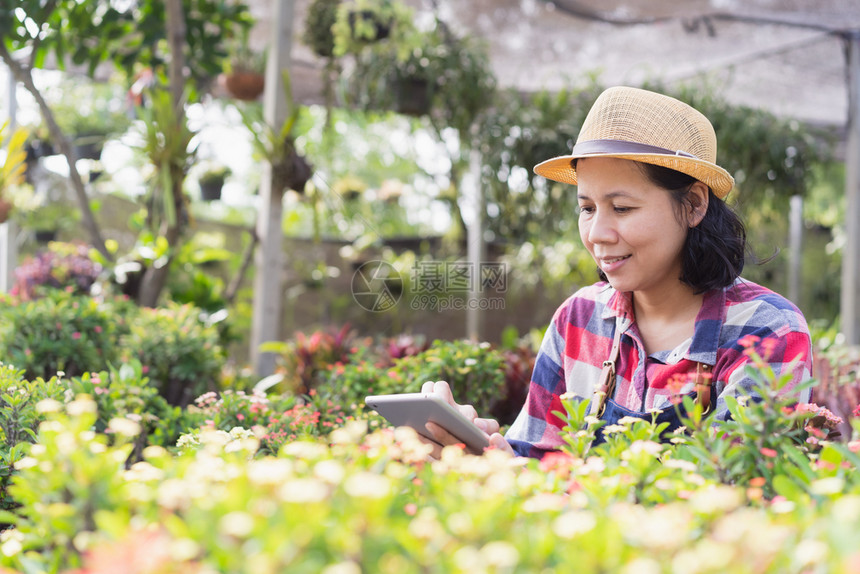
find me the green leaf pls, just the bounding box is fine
[772,474,806,502]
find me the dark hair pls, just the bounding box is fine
[589,162,746,293]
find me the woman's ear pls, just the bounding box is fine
[688,182,710,227]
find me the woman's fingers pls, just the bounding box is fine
[488,433,514,455]
[473,418,500,435]
[425,421,484,455]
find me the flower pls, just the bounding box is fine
[759,447,778,458]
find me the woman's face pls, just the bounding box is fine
[576,157,690,297]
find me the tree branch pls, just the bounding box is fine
[0,42,110,260]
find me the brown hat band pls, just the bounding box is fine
[572,139,698,160]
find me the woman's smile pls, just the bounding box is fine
[576,157,690,298]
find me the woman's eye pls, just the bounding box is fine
[614,206,632,213]
[577,205,594,215]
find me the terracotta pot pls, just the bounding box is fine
[0,198,12,224]
[224,71,265,101]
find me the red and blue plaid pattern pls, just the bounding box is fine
[505,278,813,459]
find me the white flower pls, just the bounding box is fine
[247,458,294,485]
[553,510,597,538]
[219,511,255,538]
[344,472,391,499]
[314,460,345,484]
[321,562,361,574]
[663,459,697,472]
[35,399,62,413]
[66,397,97,416]
[279,478,329,503]
[810,477,844,496]
[602,424,627,435]
[481,541,519,568]
[108,417,141,437]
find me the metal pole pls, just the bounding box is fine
[466,149,484,341]
[1,63,18,292]
[788,194,802,305]
[251,0,293,375]
[841,31,860,345]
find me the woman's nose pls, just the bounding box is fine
[586,210,616,244]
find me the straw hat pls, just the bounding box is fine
[533,86,735,198]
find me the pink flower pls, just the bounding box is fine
[759,447,778,458]
[738,334,761,349]
[236,414,245,421]
[404,503,417,516]
[539,451,576,475]
[94,326,103,334]
[853,404,860,418]
[142,366,149,374]
[760,337,778,358]
[72,332,82,340]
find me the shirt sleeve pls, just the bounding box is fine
[711,300,813,421]
[504,300,573,458]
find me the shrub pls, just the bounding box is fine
[67,361,185,454]
[124,302,225,407]
[381,339,507,417]
[810,342,860,440]
[1,385,859,573]
[0,291,121,380]
[187,388,367,455]
[263,325,359,395]
[0,364,66,512]
[11,242,101,301]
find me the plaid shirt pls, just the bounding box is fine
[505,278,813,459]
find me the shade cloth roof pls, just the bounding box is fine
[260,0,858,133]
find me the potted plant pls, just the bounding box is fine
[8,186,79,242]
[198,164,231,201]
[304,0,342,59]
[331,0,413,56]
[50,79,132,161]
[334,7,495,130]
[222,31,267,101]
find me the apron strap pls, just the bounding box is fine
[588,325,624,417]
[694,362,714,414]
[587,324,715,417]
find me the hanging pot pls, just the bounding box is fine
[34,229,57,243]
[393,76,432,117]
[200,181,224,201]
[224,71,265,101]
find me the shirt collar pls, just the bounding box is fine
[601,284,727,366]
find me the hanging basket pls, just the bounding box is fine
[223,71,265,101]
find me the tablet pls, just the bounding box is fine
[365,393,490,453]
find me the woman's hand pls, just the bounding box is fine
[420,380,514,458]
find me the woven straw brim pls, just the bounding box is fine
[534,153,735,199]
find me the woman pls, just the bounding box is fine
[422,86,813,459]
